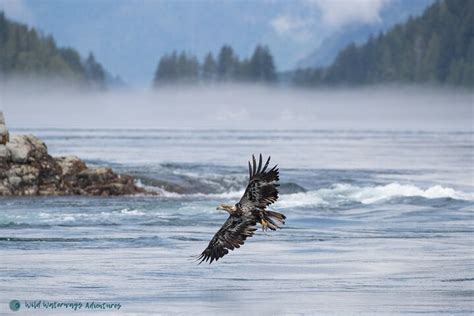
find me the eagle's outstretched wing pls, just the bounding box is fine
[197,215,257,264]
[238,154,280,214]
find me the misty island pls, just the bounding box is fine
[0,112,146,196]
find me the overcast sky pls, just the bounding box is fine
[1,0,432,85]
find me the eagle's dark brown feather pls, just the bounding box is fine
[197,215,257,264]
[238,154,280,213]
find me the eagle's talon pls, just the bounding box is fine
[261,219,268,231]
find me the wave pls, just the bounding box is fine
[276,183,474,208]
[1,183,471,231]
[139,181,473,208]
[0,208,152,229]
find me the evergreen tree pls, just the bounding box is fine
[217,45,237,81]
[249,45,277,82]
[154,52,176,84]
[153,51,200,85]
[59,47,86,80]
[84,52,106,89]
[202,52,217,82]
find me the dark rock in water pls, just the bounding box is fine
[73,167,141,196]
[279,182,307,194]
[0,132,147,197]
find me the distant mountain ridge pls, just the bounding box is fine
[296,0,435,69]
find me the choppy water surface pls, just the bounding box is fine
[1,129,473,315]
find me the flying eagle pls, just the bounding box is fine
[197,154,286,264]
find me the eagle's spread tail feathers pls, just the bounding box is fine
[260,210,286,231]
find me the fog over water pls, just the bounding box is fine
[1,81,472,131]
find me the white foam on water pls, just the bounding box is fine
[276,183,474,208]
[348,183,473,204]
[119,208,146,216]
[152,182,474,207]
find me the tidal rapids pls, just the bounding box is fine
[1,128,473,315]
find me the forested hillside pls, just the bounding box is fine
[0,12,106,89]
[293,0,473,87]
[153,45,276,86]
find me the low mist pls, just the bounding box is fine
[1,80,472,131]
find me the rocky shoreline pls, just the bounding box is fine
[0,112,147,196]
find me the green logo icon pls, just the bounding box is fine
[9,300,21,311]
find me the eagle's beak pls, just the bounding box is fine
[216,205,227,213]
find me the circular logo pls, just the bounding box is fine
[9,300,21,311]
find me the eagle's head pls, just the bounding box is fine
[216,204,236,214]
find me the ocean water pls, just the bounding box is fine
[0,128,473,315]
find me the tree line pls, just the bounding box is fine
[153,44,277,86]
[292,0,474,87]
[0,12,106,89]
[2,0,472,90]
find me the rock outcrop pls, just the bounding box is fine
[0,112,9,144]
[0,113,146,196]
